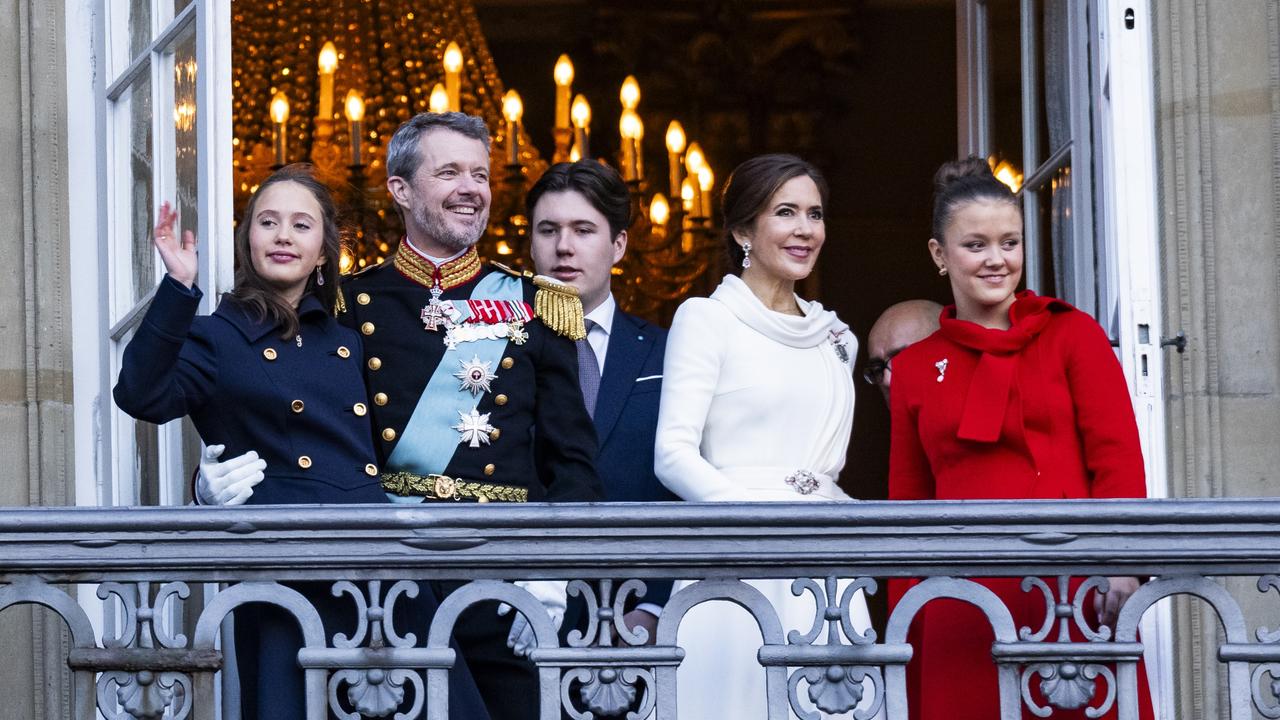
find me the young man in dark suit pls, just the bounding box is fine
[527,160,679,643]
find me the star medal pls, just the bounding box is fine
[453,407,495,448]
[420,286,449,331]
[935,358,948,382]
[829,329,850,364]
[455,356,497,396]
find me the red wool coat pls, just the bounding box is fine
[888,292,1154,720]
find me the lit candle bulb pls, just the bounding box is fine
[443,41,463,111]
[698,165,715,218]
[317,41,338,120]
[429,83,449,113]
[665,120,686,198]
[502,89,523,166]
[619,109,642,181]
[684,143,705,217]
[269,91,290,166]
[570,94,591,158]
[620,75,640,110]
[553,54,574,130]
[344,89,365,166]
[649,192,669,230]
[680,177,695,213]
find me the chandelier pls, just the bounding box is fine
[231,0,721,320]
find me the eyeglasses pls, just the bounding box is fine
[861,348,903,385]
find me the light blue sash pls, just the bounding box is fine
[385,271,523,503]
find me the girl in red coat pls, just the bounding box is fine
[888,157,1155,719]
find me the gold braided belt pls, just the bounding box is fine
[381,471,528,503]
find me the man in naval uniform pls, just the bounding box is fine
[339,112,602,720]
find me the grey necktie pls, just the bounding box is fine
[576,319,600,418]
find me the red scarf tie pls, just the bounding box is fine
[937,291,1070,442]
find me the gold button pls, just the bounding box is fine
[484,464,495,476]
[365,463,378,476]
[353,403,367,416]
[382,427,397,441]
[263,348,278,361]
[489,428,501,441]
[357,292,371,305]
[361,322,375,335]
[336,346,351,358]
[477,495,490,503]
[368,357,382,371]
[500,357,514,369]
[291,399,305,413]
[298,455,312,469]
[373,392,388,406]
[495,394,508,406]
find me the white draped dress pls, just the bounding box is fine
[654,275,882,719]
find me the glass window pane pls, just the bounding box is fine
[1027,165,1071,300]
[171,25,200,255]
[129,0,152,60]
[1042,0,1071,153]
[119,75,156,311]
[175,0,194,14]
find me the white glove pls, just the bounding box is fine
[195,444,266,506]
[497,580,567,658]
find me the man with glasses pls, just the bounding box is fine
[864,300,942,401]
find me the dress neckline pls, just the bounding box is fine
[710,274,848,349]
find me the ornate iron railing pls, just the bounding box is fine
[2,499,1280,719]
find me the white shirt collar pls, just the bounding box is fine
[585,293,616,337]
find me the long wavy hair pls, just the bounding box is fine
[230,164,341,339]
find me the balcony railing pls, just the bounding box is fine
[2,499,1279,719]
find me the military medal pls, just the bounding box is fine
[453,407,495,448]
[421,286,449,331]
[455,356,497,396]
[935,358,948,382]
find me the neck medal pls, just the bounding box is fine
[421,285,449,331]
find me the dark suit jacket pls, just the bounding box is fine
[593,307,678,506]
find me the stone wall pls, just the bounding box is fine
[0,0,75,716]
[1154,0,1280,717]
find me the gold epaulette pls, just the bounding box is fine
[490,261,533,279]
[531,274,587,341]
[333,286,347,315]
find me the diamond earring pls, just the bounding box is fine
[742,241,752,269]
[315,266,325,286]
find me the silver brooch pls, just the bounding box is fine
[935,358,948,383]
[784,470,820,495]
[454,356,497,396]
[829,329,850,364]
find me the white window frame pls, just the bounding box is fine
[1094,2,1174,717]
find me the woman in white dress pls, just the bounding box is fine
[655,154,881,719]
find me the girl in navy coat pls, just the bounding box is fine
[114,165,489,719]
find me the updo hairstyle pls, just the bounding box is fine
[720,154,828,274]
[930,156,1019,241]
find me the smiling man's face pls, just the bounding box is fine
[388,128,492,256]
[529,189,626,314]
